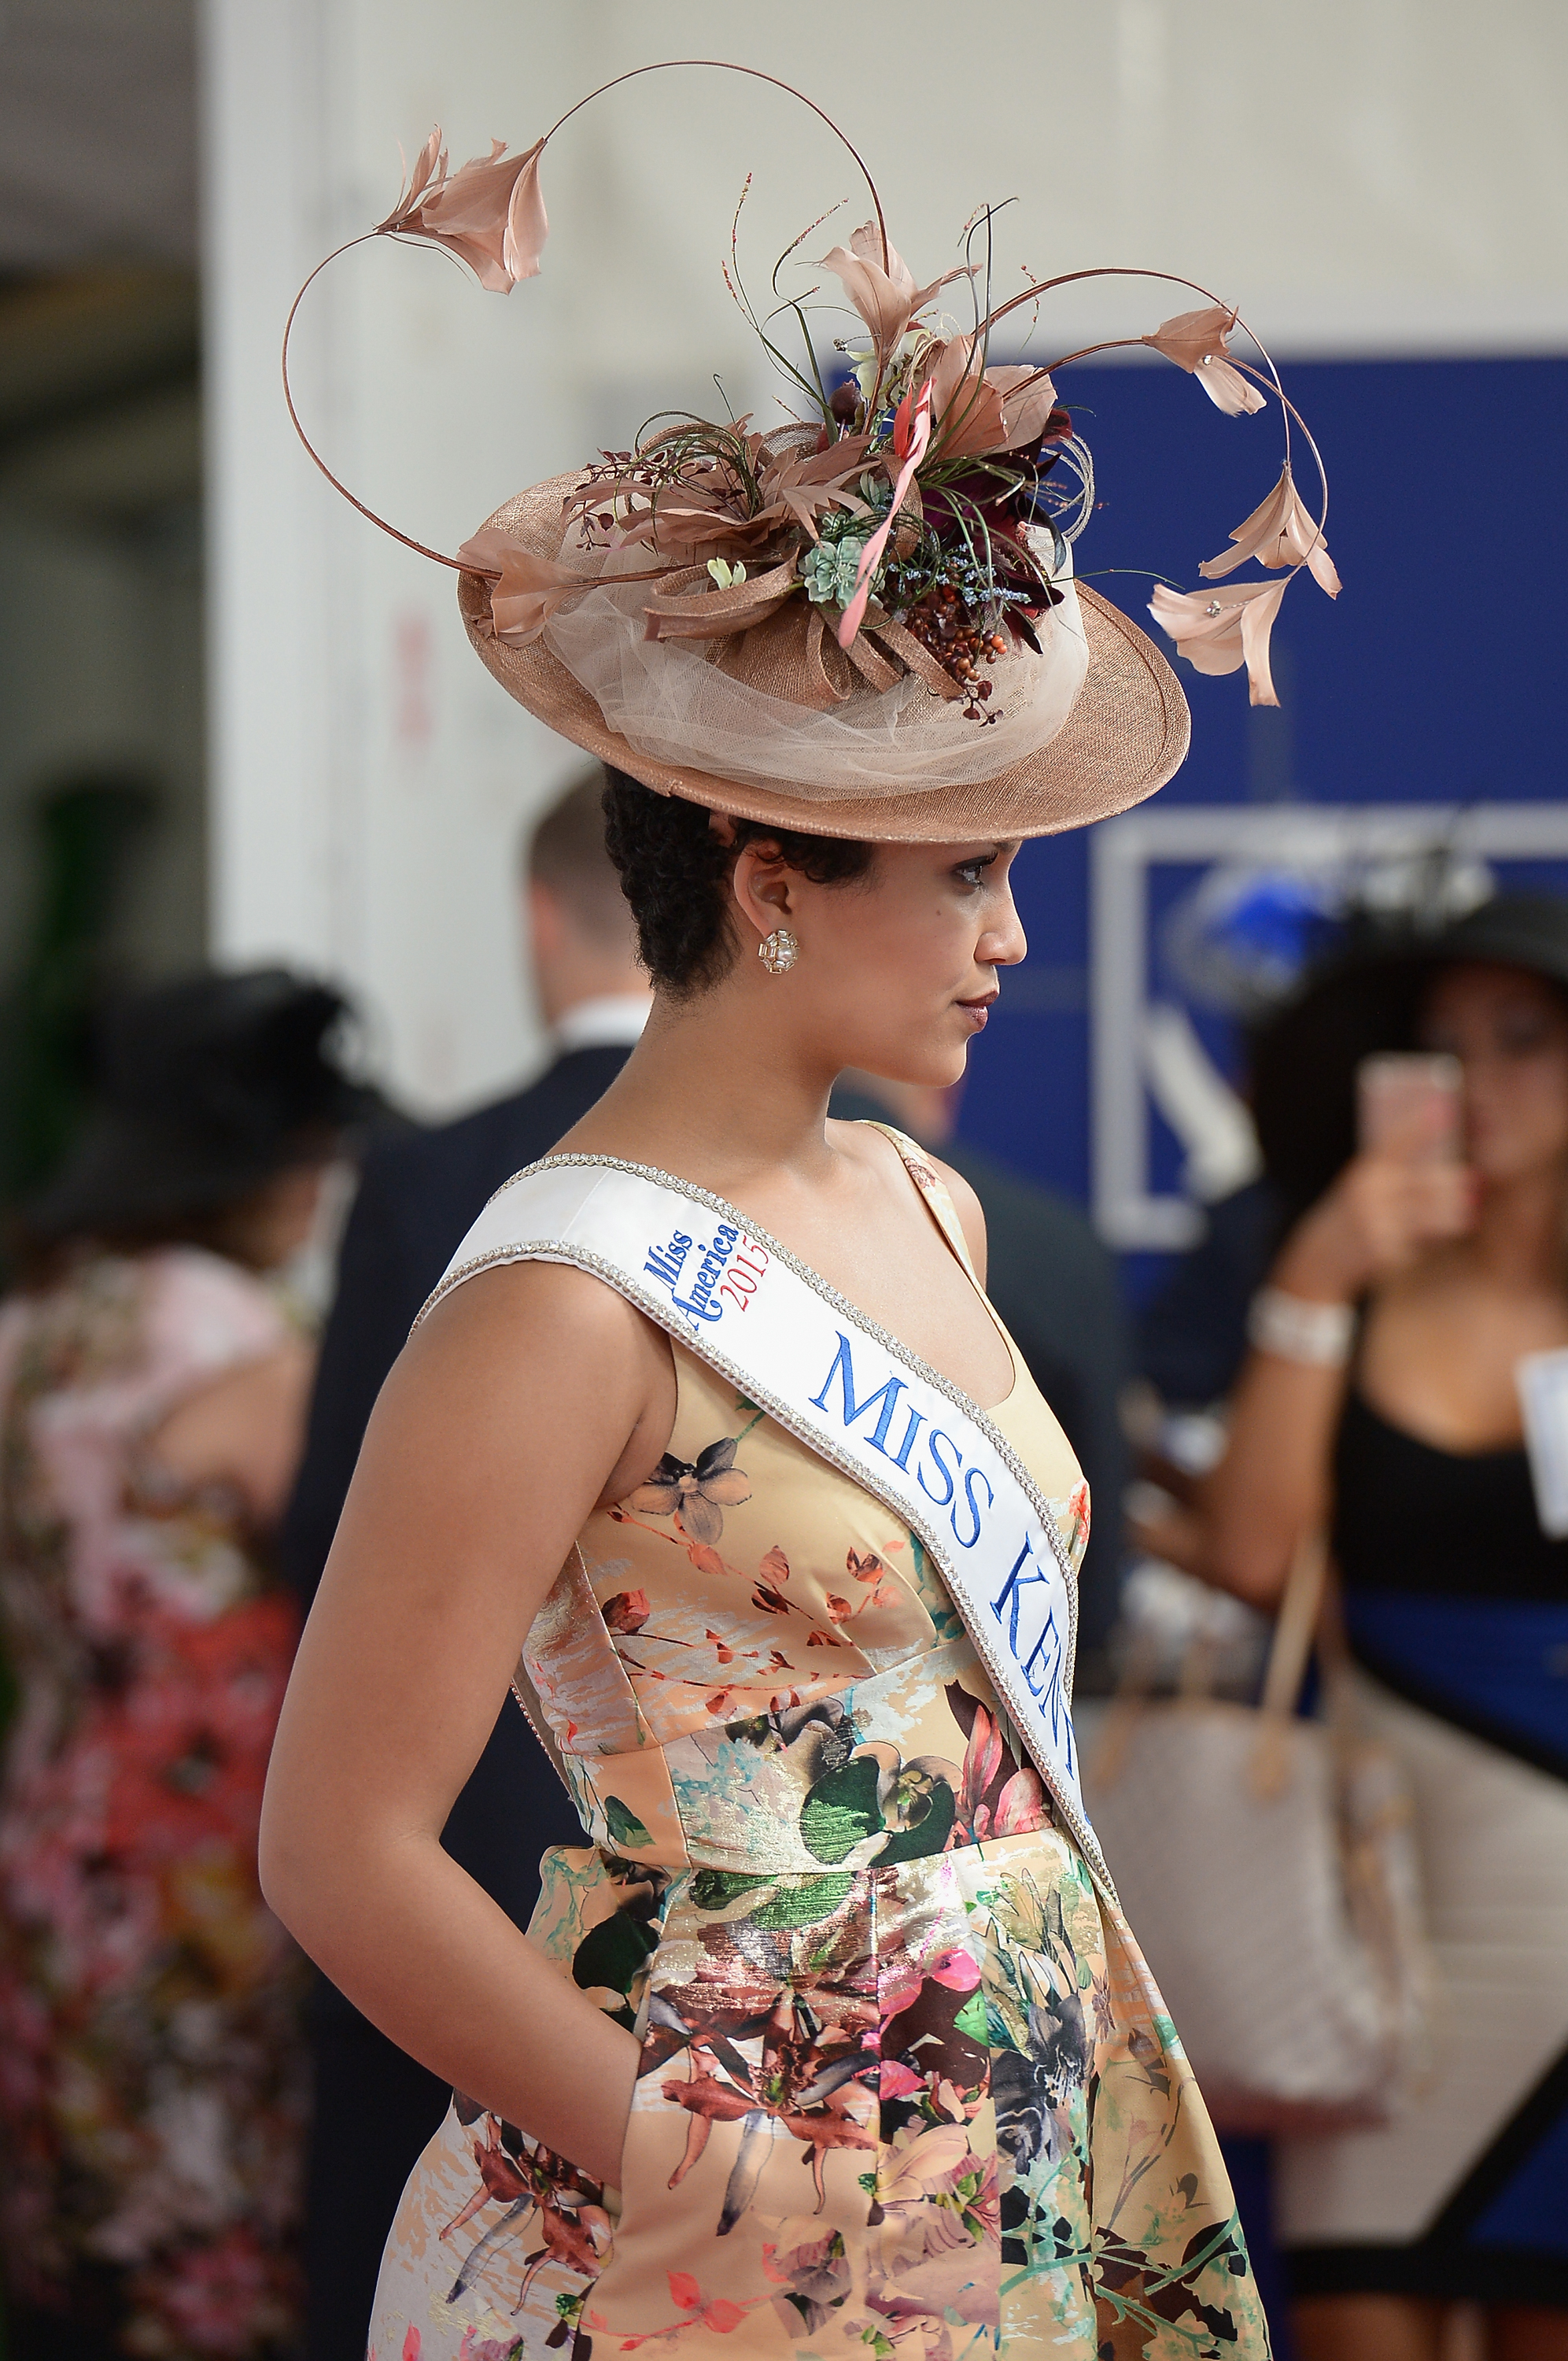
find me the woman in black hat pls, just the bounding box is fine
[1197,897,1568,2361]
[0,969,378,2359]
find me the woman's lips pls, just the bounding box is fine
[957,991,998,1032]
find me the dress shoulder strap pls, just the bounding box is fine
[857,1121,980,1283]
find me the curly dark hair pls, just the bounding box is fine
[601,768,874,993]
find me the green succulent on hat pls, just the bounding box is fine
[801,532,877,610]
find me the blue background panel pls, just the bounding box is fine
[954,357,1568,1218]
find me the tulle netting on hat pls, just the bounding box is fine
[542,545,1090,801]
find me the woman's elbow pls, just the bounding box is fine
[1130,1480,1293,1610]
[259,1761,430,1975]
[257,1790,312,1938]
[256,1771,346,1954]
[1203,1525,1293,1609]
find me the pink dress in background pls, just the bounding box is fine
[0,1247,308,2356]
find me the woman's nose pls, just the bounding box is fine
[985,894,1028,970]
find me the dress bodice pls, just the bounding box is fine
[519,1137,1090,1877]
[372,1133,1270,2361]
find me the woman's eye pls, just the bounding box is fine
[1499,1018,1553,1054]
[954,858,994,888]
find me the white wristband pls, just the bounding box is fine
[1247,1286,1356,1368]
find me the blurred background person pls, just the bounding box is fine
[828,1066,1130,1661]
[1142,896,1568,2361]
[0,967,382,2359]
[282,767,649,2361]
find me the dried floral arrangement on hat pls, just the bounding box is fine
[285,62,1337,833]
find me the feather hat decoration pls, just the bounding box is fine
[284,62,1337,842]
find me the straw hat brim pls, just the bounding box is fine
[458,476,1190,843]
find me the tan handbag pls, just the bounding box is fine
[1079,1537,1435,2135]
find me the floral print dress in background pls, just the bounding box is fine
[371,1145,1271,2360]
[0,1248,308,2357]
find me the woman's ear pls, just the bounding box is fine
[729,840,793,946]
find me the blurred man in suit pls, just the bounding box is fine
[828,1070,1130,1661]
[282,769,648,2361]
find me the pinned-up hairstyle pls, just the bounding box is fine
[600,768,873,995]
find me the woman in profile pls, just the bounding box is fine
[257,63,1324,2356]
[0,970,376,2359]
[267,770,1276,2361]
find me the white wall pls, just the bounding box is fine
[201,0,1568,1114]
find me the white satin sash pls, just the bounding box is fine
[419,1155,1111,1893]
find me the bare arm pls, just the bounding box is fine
[148,1334,316,1528]
[1201,1154,1472,1604]
[259,1261,673,2186]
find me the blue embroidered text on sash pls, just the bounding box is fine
[811,1328,1075,1775]
[994,1538,1074,1772]
[644,1222,747,1327]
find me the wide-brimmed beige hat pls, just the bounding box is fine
[285,64,1336,844]
[457,480,1190,844]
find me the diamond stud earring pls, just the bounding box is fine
[758,927,799,975]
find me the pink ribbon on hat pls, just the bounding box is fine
[836,376,933,651]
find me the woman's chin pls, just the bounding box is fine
[843,1046,968,1090]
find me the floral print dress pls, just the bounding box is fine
[371,1145,1271,2360]
[0,1248,308,2356]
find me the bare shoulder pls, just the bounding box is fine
[828,1119,989,1285]
[156,1330,314,1424]
[149,1334,316,1527]
[415,1252,653,1344]
[384,1255,675,1506]
[400,1257,670,1409]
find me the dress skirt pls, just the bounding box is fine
[373,1825,1268,2358]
